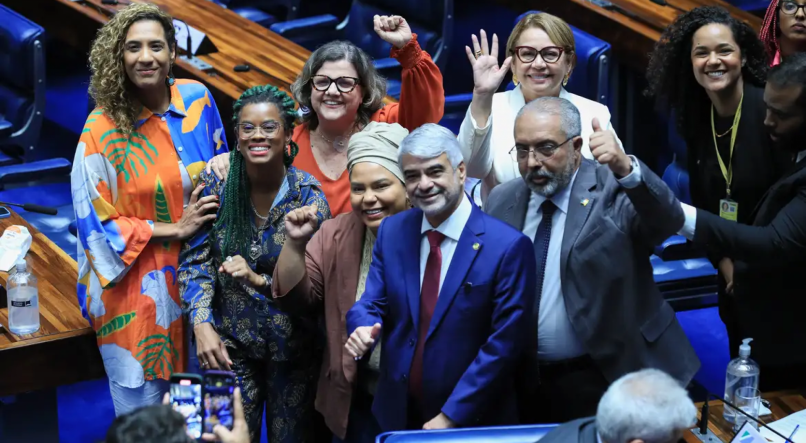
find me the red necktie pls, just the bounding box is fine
[409,230,445,402]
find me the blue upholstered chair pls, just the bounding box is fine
[722,0,770,14]
[271,0,454,98]
[0,4,71,187]
[209,0,302,29]
[651,118,717,305]
[376,424,558,443]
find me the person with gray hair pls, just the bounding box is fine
[204,14,445,217]
[273,122,411,442]
[345,122,537,433]
[485,96,700,424]
[538,369,697,443]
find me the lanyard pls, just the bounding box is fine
[710,93,743,198]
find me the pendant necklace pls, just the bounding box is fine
[314,125,360,153]
[249,198,269,261]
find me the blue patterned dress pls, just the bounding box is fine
[179,166,331,442]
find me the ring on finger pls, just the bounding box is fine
[233,271,239,277]
[475,50,482,58]
[226,256,233,262]
[195,202,200,210]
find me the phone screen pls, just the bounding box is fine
[203,373,235,433]
[170,377,203,439]
[0,207,10,219]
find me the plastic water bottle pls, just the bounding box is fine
[723,338,760,423]
[7,259,39,335]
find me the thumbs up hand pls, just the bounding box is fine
[589,117,631,178]
[345,323,382,359]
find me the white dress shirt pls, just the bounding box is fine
[524,158,642,361]
[457,85,623,203]
[678,150,806,239]
[419,194,473,294]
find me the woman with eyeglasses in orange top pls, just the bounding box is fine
[205,15,444,217]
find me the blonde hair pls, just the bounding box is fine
[507,12,576,69]
[88,3,176,135]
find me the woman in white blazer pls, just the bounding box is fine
[459,12,622,200]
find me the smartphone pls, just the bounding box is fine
[169,373,204,439]
[0,207,10,219]
[203,370,236,434]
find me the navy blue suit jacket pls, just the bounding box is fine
[346,203,536,431]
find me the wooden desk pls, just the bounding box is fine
[495,0,762,72]
[685,391,806,442]
[6,0,395,127]
[0,210,103,396]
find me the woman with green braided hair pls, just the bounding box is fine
[179,85,331,442]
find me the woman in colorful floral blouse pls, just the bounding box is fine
[72,3,227,416]
[179,85,331,442]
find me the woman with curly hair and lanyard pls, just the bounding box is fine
[645,6,791,357]
[179,85,331,442]
[72,3,227,415]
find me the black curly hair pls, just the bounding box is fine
[645,6,768,142]
[216,85,299,259]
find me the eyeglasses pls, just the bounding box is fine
[513,46,568,64]
[509,137,573,162]
[781,1,806,15]
[310,75,360,93]
[236,122,281,139]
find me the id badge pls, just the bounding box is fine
[719,199,738,222]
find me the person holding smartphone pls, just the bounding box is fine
[179,85,330,442]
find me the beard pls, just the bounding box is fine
[524,159,576,198]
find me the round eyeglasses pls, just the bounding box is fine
[237,122,280,139]
[781,1,806,15]
[509,137,574,162]
[311,75,360,93]
[513,46,567,64]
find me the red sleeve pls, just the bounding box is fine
[374,34,445,130]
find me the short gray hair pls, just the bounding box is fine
[516,96,582,139]
[398,123,463,168]
[597,369,697,443]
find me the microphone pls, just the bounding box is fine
[698,392,790,441]
[173,18,193,60]
[0,201,58,216]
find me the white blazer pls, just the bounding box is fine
[458,85,622,198]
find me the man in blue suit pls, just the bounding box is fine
[345,123,536,432]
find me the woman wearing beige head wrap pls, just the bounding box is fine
[271,122,409,442]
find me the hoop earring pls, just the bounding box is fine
[166,64,175,86]
[562,74,570,87]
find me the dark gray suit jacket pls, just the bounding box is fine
[485,159,700,385]
[537,417,597,443]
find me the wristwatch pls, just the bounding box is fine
[260,273,272,289]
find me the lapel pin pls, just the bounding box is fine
[581,198,590,207]
[472,243,480,250]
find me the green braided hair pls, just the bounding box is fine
[216,84,300,259]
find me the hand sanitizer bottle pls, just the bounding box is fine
[723,338,760,423]
[7,259,39,335]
